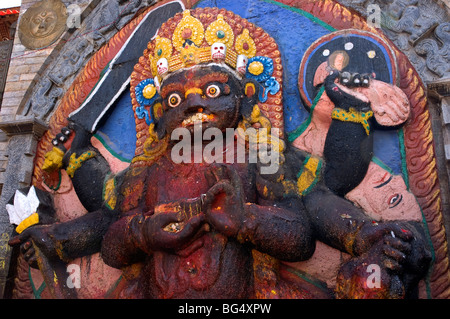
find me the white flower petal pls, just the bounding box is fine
[6,204,20,225]
[27,186,40,214]
[14,190,31,222]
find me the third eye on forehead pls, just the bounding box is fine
[373,172,393,189]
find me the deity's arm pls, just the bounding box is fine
[283,146,417,257]
[101,166,206,269]
[301,180,429,263]
[322,72,375,196]
[32,122,120,260]
[303,181,431,297]
[47,208,119,262]
[302,182,374,256]
[101,210,149,269]
[43,122,112,212]
[239,197,316,262]
[10,206,120,265]
[204,162,315,263]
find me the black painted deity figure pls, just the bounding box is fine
[6,7,431,299]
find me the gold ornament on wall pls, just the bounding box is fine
[18,0,67,50]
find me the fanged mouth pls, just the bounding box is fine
[181,113,217,127]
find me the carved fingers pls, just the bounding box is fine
[203,165,246,237]
[18,239,39,269]
[42,147,65,172]
[354,221,413,257]
[9,225,57,266]
[324,70,371,105]
[356,80,410,126]
[322,69,410,127]
[382,234,412,272]
[144,208,205,251]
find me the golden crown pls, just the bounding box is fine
[131,8,285,159]
[149,10,257,83]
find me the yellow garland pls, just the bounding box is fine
[297,156,321,195]
[331,107,374,135]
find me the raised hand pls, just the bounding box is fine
[203,164,247,238]
[331,70,410,126]
[141,199,206,252]
[355,80,410,126]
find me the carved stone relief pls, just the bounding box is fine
[18,0,68,50]
[0,0,448,300]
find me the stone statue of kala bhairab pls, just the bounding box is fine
[6,3,436,299]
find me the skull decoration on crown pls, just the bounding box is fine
[130,8,284,159]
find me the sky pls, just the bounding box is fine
[0,0,21,9]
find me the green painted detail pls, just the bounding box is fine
[94,133,132,164]
[261,0,336,32]
[29,267,46,299]
[287,86,325,143]
[284,265,331,292]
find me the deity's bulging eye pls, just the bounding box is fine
[388,193,403,208]
[205,84,221,98]
[168,93,183,108]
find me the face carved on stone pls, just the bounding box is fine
[155,65,243,139]
[30,10,58,38]
[211,43,227,61]
[345,162,422,222]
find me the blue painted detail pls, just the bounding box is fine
[135,106,153,126]
[245,56,280,102]
[246,56,274,82]
[95,88,137,162]
[135,78,159,106]
[259,77,280,102]
[373,130,402,175]
[134,78,157,126]
[194,0,403,175]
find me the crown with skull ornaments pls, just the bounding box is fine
[130,8,284,158]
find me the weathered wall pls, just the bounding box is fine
[0,9,19,187]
